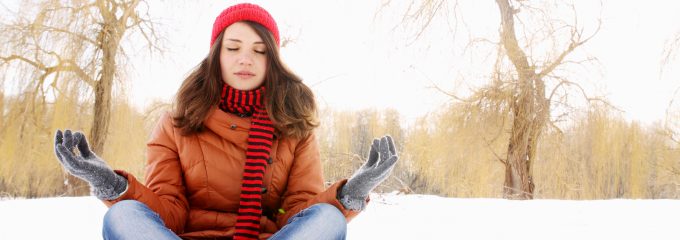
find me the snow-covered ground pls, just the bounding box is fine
[1,193,678,239]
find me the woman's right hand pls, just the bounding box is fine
[54,129,128,200]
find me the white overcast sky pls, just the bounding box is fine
[126,0,680,126]
[3,0,680,126]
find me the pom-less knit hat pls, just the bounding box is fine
[210,3,280,47]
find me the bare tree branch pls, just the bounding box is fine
[483,137,507,165]
[31,24,98,45]
[0,55,45,69]
[413,65,471,102]
[546,75,619,112]
[661,32,680,75]
[1,53,95,88]
[537,18,601,79]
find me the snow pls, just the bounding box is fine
[1,193,678,239]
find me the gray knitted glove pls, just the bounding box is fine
[338,135,398,211]
[54,129,128,200]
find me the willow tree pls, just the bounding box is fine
[387,0,602,199]
[0,0,162,195]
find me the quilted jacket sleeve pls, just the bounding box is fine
[102,112,189,234]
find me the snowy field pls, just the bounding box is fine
[1,193,679,239]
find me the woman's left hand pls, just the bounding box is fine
[337,135,398,211]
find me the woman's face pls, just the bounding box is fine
[219,22,267,90]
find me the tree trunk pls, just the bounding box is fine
[90,0,127,156]
[90,35,117,155]
[495,0,547,199]
[504,84,537,199]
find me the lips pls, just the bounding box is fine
[234,71,255,79]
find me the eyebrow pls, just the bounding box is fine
[226,38,265,45]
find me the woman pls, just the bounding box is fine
[53,3,398,240]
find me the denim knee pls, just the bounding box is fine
[103,200,148,231]
[105,200,146,220]
[308,203,347,232]
[103,200,179,240]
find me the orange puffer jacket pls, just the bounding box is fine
[103,107,361,239]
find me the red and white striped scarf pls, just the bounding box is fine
[218,84,274,240]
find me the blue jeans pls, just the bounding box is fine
[102,200,347,240]
[268,203,346,240]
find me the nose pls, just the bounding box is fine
[237,52,254,66]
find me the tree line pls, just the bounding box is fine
[1,0,679,199]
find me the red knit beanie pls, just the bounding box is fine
[211,3,280,47]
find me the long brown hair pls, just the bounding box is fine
[172,21,318,138]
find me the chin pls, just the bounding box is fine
[234,85,257,91]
